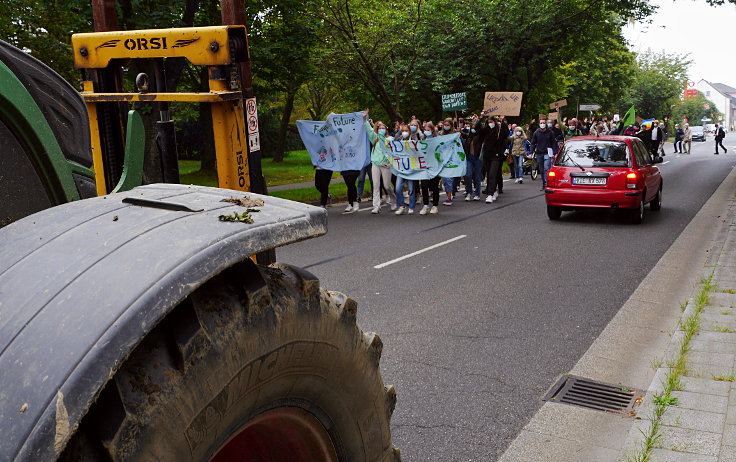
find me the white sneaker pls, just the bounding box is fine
[352,203,360,212]
[485,195,494,203]
[344,204,353,213]
[390,204,398,211]
[408,208,414,215]
[395,206,406,215]
[465,194,471,202]
[519,179,523,184]
[419,205,429,215]
[473,195,480,201]
[492,191,499,200]
[371,206,380,214]
[515,178,521,183]
[429,206,439,214]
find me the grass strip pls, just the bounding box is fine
[627,274,714,462]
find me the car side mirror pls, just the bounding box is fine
[654,156,664,164]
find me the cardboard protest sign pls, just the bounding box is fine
[296,112,370,172]
[548,112,559,121]
[483,92,523,116]
[441,92,468,111]
[385,133,467,180]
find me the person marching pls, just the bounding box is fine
[475,115,508,203]
[715,123,727,155]
[674,124,684,153]
[508,125,527,184]
[683,123,692,154]
[394,123,419,214]
[419,122,441,214]
[464,114,483,201]
[530,119,557,191]
[363,110,397,214]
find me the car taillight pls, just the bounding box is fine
[626,172,637,189]
[547,171,556,188]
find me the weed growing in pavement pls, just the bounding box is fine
[715,326,736,333]
[680,301,688,312]
[627,274,714,462]
[650,357,663,370]
[712,374,736,382]
[721,310,733,315]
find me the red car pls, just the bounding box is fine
[545,136,663,224]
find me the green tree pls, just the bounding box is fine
[673,94,721,125]
[619,50,692,120]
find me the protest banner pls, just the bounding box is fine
[385,133,466,180]
[296,112,370,171]
[483,92,523,116]
[538,114,547,121]
[441,92,467,111]
[548,112,559,121]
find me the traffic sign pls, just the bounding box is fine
[579,103,601,111]
[246,98,257,116]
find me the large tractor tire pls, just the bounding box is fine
[60,261,399,462]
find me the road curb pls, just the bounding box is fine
[498,163,736,461]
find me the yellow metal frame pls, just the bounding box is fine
[72,26,247,68]
[77,26,252,195]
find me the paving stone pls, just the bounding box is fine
[650,448,717,461]
[687,351,736,368]
[657,427,721,456]
[719,444,736,461]
[707,293,736,308]
[661,408,725,433]
[680,376,733,397]
[689,338,736,355]
[671,391,729,413]
[702,312,736,323]
[687,363,736,380]
[725,405,736,425]
[694,331,736,345]
[701,319,736,332]
[722,424,736,446]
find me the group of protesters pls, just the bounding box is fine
[314,110,692,215]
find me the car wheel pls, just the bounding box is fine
[547,205,562,220]
[630,200,644,224]
[650,187,662,211]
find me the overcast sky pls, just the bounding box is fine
[623,0,736,86]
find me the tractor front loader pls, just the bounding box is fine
[0,24,399,462]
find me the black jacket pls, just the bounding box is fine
[530,128,557,154]
[475,120,509,159]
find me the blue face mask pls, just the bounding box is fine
[423,130,432,137]
[378,128,387,136]
[410,125,417,132]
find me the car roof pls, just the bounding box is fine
[566,135,637,143]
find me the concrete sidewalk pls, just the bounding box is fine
[499,165,736,461]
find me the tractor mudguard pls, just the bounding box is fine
[0,184,327,461]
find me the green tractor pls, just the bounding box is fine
[0,25,399,462]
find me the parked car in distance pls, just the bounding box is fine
[691,125,706,142]
[545,136,663,224]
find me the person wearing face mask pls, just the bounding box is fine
[674,123,684,153]
[646,120,664,157]
[530,119,557,191]
[395,123,420,215]
[439,118,459,206]
[508,125,527,184]
[418,122,442,214]
[565,119,582,139]
[476,115,508,203]
[363,110,397,214]
[464,115,483,201]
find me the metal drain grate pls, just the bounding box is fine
[543,375,644,415]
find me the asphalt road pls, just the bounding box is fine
[277,136,736,461]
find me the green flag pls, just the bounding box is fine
[621,106,635,128]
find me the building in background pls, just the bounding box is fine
[696,80,736,130]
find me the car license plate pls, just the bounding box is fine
[572,177,606,185]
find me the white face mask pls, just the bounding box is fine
[471,129,476,133]
[443,125,451,131]
[402,131,410,139]
[424,130,432,136]
[489,123,496,129]
[546,123,553,128]
[515,130,522,136]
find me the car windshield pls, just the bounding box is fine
[556,140,630,168]
[691,126,704,134]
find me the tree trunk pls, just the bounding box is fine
[273,90,296,163]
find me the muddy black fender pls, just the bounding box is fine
[0,184,327,461]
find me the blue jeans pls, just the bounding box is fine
[357,163,372,196]
[535,153,548,187]
[465,154,482,196]
[514,155,524,179]
[395,177,416,209]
